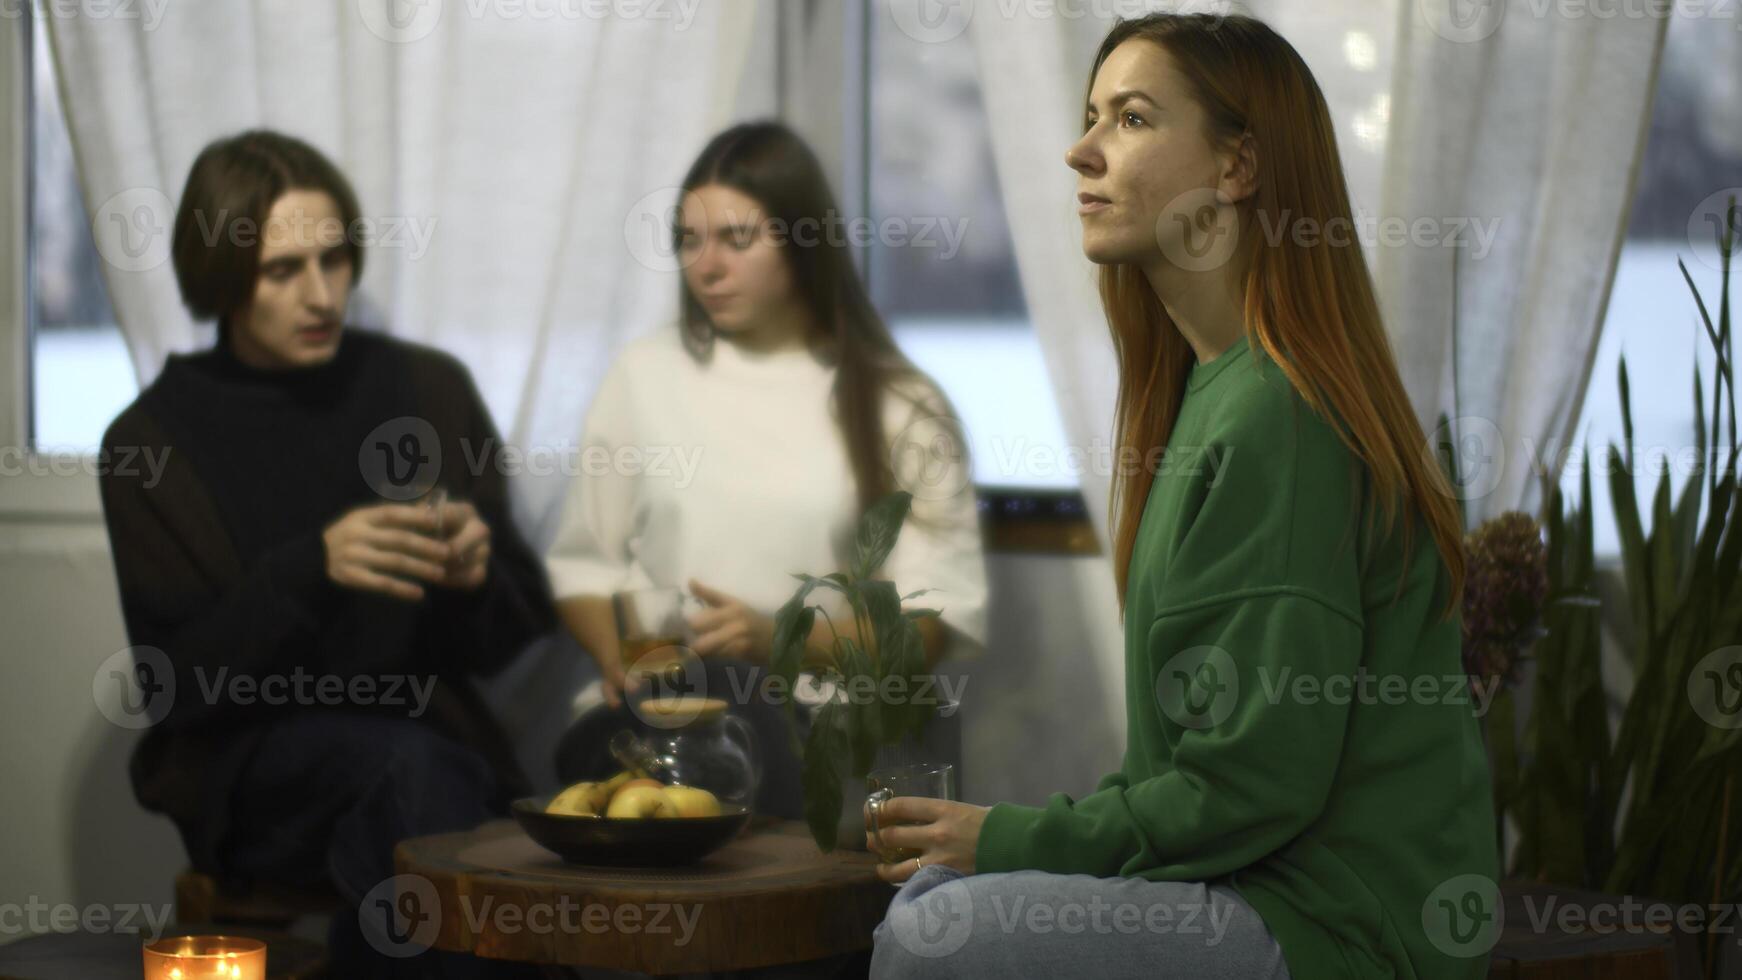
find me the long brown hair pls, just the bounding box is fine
[1094,14,1465,621]
[674,121,955,515]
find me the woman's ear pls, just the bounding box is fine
[1218,132,1259,205]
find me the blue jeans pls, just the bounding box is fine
[871,865,1291,979]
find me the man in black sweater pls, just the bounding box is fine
[98,130,555,978]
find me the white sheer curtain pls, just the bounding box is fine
[1377,0,1667,524]
[47,0,757,534]
[46,0,758,785]
[974,0,1664,544]
[971,1,1401,551]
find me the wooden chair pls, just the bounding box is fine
[173,869,342,928]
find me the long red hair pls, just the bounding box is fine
[1095,14,1464,621]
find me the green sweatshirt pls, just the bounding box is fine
[976,333,1500,977]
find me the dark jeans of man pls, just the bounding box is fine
[217,711,541,979]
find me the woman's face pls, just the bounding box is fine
[678,183,797,335]
[230,188,353,368]
[1066,39,1243,268]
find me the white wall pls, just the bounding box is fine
[0,488,186,938]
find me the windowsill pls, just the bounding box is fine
[978,486,1100,556]
[0,461,103,520]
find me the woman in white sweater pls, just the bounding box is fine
[546,122,989,819]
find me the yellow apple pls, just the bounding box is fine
[605,784,673,819]
[607,778,664,809]
[587,771,637,811]
[546,781,601,817]
[661,785,722,818]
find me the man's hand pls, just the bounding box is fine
[432,499,491,590]
[687,579,775,663]
[322,502,451,601]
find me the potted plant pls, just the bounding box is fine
[1447,197,1742,978]
[768,490,950,851]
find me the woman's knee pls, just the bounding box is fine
[870,868,981,978]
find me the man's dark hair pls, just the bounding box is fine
[170,129,364,324]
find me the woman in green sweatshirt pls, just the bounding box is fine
[867,13,1499,979]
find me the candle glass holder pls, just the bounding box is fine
[142,934,267,980]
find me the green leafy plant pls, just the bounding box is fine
[1509,447,1609,886]
[1497,197,1742,977]
[768,490,943,851]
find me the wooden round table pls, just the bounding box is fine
[394,815,896,975]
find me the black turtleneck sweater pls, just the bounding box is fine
[97,328,556,875]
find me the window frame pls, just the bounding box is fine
[0,2,1099,544]
[1,4,29,459]
[843,3,1098,553]
[0,4,104,520]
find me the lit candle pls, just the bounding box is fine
[142,935,266,980]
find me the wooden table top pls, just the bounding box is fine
[394,815,897,974]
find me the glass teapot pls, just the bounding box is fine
[609,697,762,808]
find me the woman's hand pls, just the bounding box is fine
[865,798,991,883]
[687,579,775,662]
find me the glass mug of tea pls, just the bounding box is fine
[864,762,958,864]
[612,587,704,694]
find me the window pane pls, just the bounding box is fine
[30,1,137,452]
[1569,9,1742,557]
[867,10,1075,491]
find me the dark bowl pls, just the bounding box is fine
[510,796,753,867]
